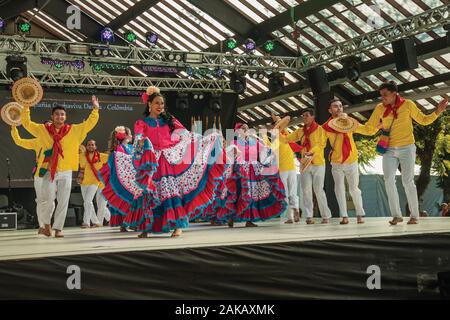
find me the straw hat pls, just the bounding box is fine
[328,113,359,133]
[1,102,24,126]
[12,77,44,107]
[273,115,291,130]
[300,155,313,174]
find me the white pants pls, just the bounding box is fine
[301,165,331,219]
[331,162,365,217]
[96,188,110,224]
[382,144,419,219]
[279,170,299,220]
[34,176,55,228]
[42,170,72,231]
[81,185,100,225]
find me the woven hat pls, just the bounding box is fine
[1,102,24,126]
[273,115,291,130]
[328,113,359,133]
[300,155,313,174]
[12,77,44,107]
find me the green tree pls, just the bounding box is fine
[414,111,449,204]
[431,112,450,202]
[354,135,379,171]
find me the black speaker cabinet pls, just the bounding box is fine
[307,66,330,95]
[392,38,418,72]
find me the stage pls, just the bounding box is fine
[0,217,449,299]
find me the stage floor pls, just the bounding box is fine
[1,217,450,261]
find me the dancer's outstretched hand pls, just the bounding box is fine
[92,95,100,109]
[436,98,448,115]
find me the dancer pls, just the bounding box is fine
[132,86,225,238]
[323,98,372,224]
[99,126,146,232]
[78,139,109,228]
[21,96,100,237]
[226,123,287,228]
[10,125,55,236]
[361,81,447,225]
[265,115,302,224]
[279,108,332,224]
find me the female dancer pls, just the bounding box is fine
[225,123,287,227]
[131,86,225,237]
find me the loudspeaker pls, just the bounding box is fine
[307,66,330,95]
[392,38,418,72]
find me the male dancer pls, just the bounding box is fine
[362,82,447,225]
[22,96,100,237]
[280,108,331,224]
[78,139,109,228]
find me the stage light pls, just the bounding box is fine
[67,44,90,55]
[91,46,110,57]
[244,38,256,53]
[125,30,137,43]
[225,37,237,50]
[176,93,189,110]
[268,72,285,94]
[209,94,222,111]
[193,93,204,100]
[263,40,276,53]
[215,67,225,78]
[341,56,362,81]
[0,18,6,33]
[250,71,265,80]
[72,60,85,71]
[230,70,247,94]
[5,56,27,81]
[185,53,203,64]
[17,19,31,34]
[168,53,182,61]
[145,31,158,45]
[100,27,115,43]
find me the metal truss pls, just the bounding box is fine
[0,3,448,74]
[0,70,233,92]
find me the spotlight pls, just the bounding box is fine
[209,94,222,111]
[263,40,276,53]
[125,30,137,43]
[100,27,115,43]
[6,56,27,81]
[341,56,362,81]
[225,37,237,51]
[176,93,189,110]
[145,31,158,45]
[72,60,85,71]
[185,53,203,63]
[16,19,31,34]
[230,70,247,94]
[214,67,225,78]
[250,71,265,80]
[0,18,6,33]
[91,46,110,57]
[67,43,90,55]
[168,53,182,61]
[193,93,204,100]
[244,38,256,53]
[268,72,285,94]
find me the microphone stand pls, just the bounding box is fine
[6,158,12,212]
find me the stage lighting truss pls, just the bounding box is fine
[0,4,447,79]
[0,70,234,92]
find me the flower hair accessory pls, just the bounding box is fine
[141,86,161,104]
[114,126,127,140]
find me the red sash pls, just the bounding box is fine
[301,121,319,152]
[86,151,101,182]
[383,95,405,119]
[322,117,352,163]
[44,123,71,181]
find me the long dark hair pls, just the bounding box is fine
[108,127,132,153]
[143,93,175,132]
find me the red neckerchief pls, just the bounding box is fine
[44,123,72,181]
[383,95,405,119]
[86,151,101,182]
[323,117,352,163]
[301,121,319,152]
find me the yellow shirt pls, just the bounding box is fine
[22,107,99,173]
[79,152,109,187]
[362,99,438,147]
[325,123,375,164]
[264,130,296,172]
[11,127,43,176]
[280,125,327,166]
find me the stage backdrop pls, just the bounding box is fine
[0,91,238,188]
